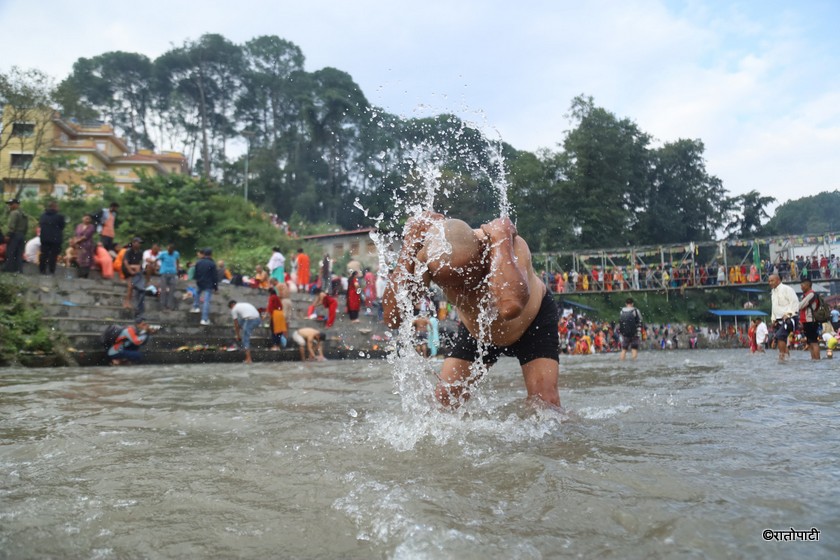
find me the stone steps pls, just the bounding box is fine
[8,267,395,366]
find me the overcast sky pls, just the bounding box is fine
[1,0,837,207]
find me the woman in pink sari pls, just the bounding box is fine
[72,214,96,278]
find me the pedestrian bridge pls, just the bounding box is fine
[534,232,840,294]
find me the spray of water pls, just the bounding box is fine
[356,117,559,449]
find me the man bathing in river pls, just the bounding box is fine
[383,212,560,408]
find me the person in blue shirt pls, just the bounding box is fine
[156,243,181,311]
[830,305,840,331]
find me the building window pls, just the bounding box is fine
[20,184,40,199]
[115,168,130,176]
[332,242,344,258]
[11,123,35,137]
[10,153,33,169]
[53,184,68,198]
[96,141,107,153]
[350,241,360,256]
[367,241,376,255]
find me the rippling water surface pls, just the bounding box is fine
[1,350,839,559]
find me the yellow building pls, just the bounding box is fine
[0,106,188,199]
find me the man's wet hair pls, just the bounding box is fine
[626,297,634,305]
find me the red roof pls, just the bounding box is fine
[302,228,376,241]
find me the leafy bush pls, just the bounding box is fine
[0,277,58,364]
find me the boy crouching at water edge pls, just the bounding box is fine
[382,212,561,409]
[108,317,157,365]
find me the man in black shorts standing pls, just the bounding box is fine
[798,278,821,360]
[383,213,560,408]
[618,297,643,360]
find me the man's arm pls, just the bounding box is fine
[480,217,530,321]
[382,213,441,328]
[784,287,801,316]
[798,291,816,311]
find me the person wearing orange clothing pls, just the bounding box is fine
[112,242,129,281]
[267,287,287,350]
[295,248,311,291]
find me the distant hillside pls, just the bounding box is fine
[765,190,840,234]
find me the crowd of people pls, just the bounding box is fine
[541,254,840,294]
[1,199,385,364]
[5,201,840,371]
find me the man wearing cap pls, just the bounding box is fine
[3,198,28,273]
[192,248,218,325]
[107,317,156,365]
[229,300,261,364]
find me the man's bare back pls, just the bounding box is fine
[383,213,560,408]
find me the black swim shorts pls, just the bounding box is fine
[773,317,796,342]
[445,291,560,366]
[802,321,820,344]
[621,336,640,351]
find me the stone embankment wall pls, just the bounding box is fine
[9,264,393,366]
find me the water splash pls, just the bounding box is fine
[360,116,521,447]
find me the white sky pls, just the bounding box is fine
[1,0,837,207]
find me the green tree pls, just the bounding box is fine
[58,51,155,149]
[556,95,651,248]
[154,34,244,179]
[118,173,217,252]
[507,148,573,252]
[237,35,306,146]
[765,190,840,234]
[725,189,776,238]
[635,139,729,243]
[299,67,370,225]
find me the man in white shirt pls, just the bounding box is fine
[24,233,41,263]
[267,247,285,282]
[768,274,799,361]
[228,300,262,364]
[754,317,768,353]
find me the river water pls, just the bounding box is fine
[1,349,838,559]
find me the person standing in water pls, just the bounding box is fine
[618,297,643,360]
[383,212,560,408]
[768,273,799,361]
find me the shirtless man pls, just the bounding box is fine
[383,213,560,408]
[293,327,326,361]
